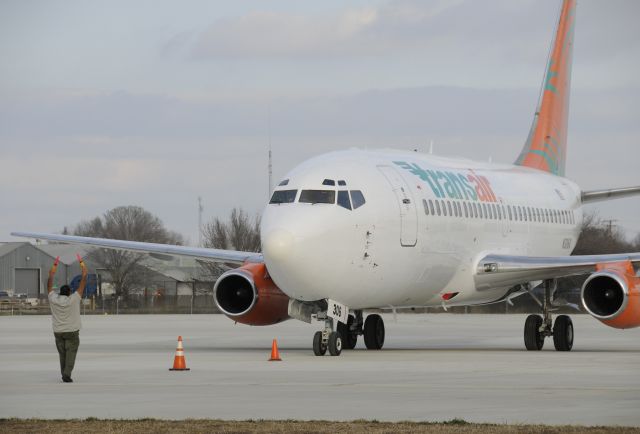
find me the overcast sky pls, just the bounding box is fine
[1,0,639,245]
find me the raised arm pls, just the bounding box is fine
[47,257,60,294]
[76,254,88,298]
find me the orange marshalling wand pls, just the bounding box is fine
[169,336,190,371]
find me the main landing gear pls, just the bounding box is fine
[313,310,386,356]
[523,279,574,351]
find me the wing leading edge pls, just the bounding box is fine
[475,253,640,290]
[11,232,262,265]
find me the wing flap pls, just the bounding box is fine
[11,232,261,265]
[475,253,640,290]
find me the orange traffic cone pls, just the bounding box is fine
[269,339,282,361]
[169,336,190,371]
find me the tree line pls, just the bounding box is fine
[66,205,638,298]
[68,205,260,298]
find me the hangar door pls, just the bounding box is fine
[15,268,40,297]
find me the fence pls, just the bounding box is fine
[0,294,221,315]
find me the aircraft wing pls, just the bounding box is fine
[11,232,261,265]
[474,252,640,290]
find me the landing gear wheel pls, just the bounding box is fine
[328,331,342,356]
[313,331,327,356]
[553,315,573,351]
[364,314,385,350]
[337,314,358,350]
[524,314,545,351]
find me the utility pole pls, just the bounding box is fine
[197,196,203,247]
[602,219,617,235]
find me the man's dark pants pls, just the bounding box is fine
[54,331,79,378]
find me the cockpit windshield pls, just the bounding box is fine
[269,190,297,204]
[299,190,336,204]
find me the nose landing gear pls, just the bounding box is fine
[523,279,574,352]
[313,317,343,356]
[312,310,386,356]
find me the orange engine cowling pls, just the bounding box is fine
[581,261,640,329]
[214,262,290,326]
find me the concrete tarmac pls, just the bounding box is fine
[1,313,640,425]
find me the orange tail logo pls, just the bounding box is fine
[516,0,576,176]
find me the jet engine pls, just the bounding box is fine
[581,261,640,329]
[214,262,290,326]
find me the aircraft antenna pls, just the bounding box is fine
[197,196,203,247]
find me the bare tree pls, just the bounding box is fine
[572,211,632,255]
[199,208,261,279]
[74,206,184,297]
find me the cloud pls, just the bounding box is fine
[184,0,552,62]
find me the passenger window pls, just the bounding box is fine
[300,190,335,204]
[473,203,478,218]
[435,200,441,216]
[456,202,462,217]
[443,201,448,216]
[491,204,496,219]
[269,189,297,204]
[508,205,512,220]
[428,200,435,215]
[338,191,351,210]
[422,199,429,215]
[350,190,366,209]
[447,201,452,216]
[463,202,468,218]
[322,179,335,186]
[523,206,527,222]
[453,202,459,217]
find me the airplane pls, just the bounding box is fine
[13,0,640,356]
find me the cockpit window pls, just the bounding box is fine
[350,190,366,209]
[269,189,297,204]
[337,191,351,210]
[338,180,346,186]
[299,190,335,204]
[278,179,289,186]
[322,179,336,186]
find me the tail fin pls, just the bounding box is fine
[515,0,576,176]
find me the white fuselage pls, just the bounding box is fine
[261,149,583,310]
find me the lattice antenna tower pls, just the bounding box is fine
[197,196,203,247]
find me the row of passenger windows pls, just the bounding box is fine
[270,189,366,210]
[422,198,575,225]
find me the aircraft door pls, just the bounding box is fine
[500,203,510,237]
[377,165,418,247]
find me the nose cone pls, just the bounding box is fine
[262,229,294,263]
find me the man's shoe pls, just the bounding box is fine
[62,376,73,383]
